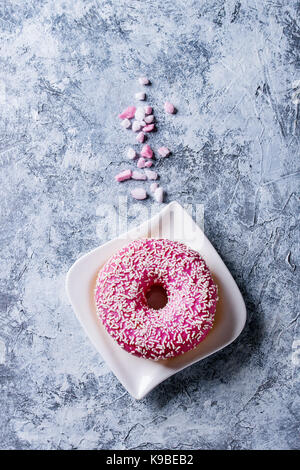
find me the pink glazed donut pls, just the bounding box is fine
[95,238,218,360]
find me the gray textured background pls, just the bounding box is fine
[0,0,299,450]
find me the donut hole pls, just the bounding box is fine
[146,284,168,310]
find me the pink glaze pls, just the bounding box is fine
[141,144,153,159]
[95,239,218,360]
[118,106,136,119]
[115,169,132,182]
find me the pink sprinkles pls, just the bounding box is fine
[95,239,218,361]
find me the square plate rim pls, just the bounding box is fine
[66,200,247,399]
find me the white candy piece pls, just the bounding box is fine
[131,188,147,200]
[132,121,142,132]
[132,171,147,180]
[139,77,150,85]
[145,169,158,180]
[144,114,154,124]
[121,118,131,129]
[135,92,146,101]
[127,148,137,160]
[136,132,145,143]
[150,182,158,193]
[154,187,164,203]
[135,107,146,121]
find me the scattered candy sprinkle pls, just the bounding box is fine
[154,187,164,203]
[150,182,158,193]
[132,171,147,180]
[144,115,154,124]
[131,188,147,200]
[164,102,175,114]
[139,77,150,85]
[121,118,131,129]
[145,169,158,180]
[145,160,153,167]
[135,107,146,121]
[136,132,145,143]
[118,106,136,119]
[132,121,142,132]
[137,157,146,168]
[144,106,152,115]
[127,148,137,160]
[115,169,132,182]
[135,92,146,101]
[143,124,155,133]
[158,146,170,157]
[141,144,153,159]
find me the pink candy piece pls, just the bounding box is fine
[144,106,152,115]
[138,77,150,85]
[131,188,147,200]
[154,187,164,203]
[118,106,136,119]
[137,157,146,168]
[136,132,145,143]
[141,144,153,159]
[144,114,154,124]
[150,182,158,193]
[115,169,132,182]
[145,160,153,167]
[158,146,170,157]
[164,102,175,114]
[143,124,155,133]
[145,169,158,180]
[132,171,147,180]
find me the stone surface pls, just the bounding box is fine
[0,0,299,450]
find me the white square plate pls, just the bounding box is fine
[66,201,246,399]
